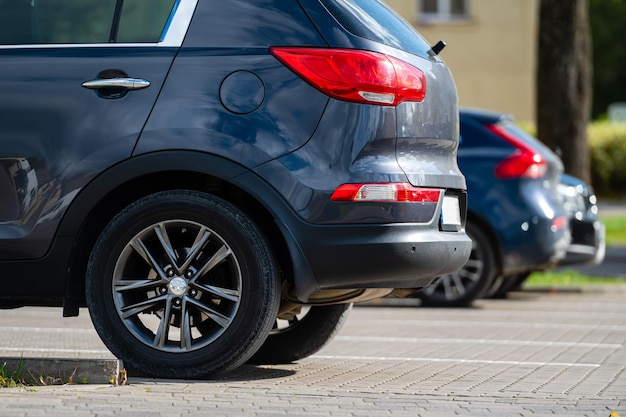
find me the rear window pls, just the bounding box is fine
[500,122,559,158]
[460,120,510,149]
[320,0,432,58]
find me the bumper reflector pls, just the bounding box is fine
[331,183,442,203]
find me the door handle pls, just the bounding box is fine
[81,78,151,91]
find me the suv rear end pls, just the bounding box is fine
[0,0,469,378]
[255,0,470,299]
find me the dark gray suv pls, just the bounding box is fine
[0,0,470,378]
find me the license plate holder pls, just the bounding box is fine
[441,195,462,231]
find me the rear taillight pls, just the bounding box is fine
[331,183,441,203]
[551,215,568,232]
[488,124,548,179]
[269,47,426,106]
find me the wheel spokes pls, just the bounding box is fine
[115,279,163,293]
[180,227,211,273]
[449,273,466,296]
[154,298,173,347]
[120,294,168,320]
[464,258,483,270]
[191,282,241,303]
[186,296,232,328]
[440,274,461,298]
[114,219,242,353]
[154,222,213,275]
[190,244,232,283]
[180,301,193,350]
[154,223,179,272]
[457,270,481,283]
[130,237,168,279]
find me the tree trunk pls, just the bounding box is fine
[536,0,592,183]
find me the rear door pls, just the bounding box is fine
[0,0,196,259]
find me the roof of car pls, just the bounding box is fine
[460,107,515,124]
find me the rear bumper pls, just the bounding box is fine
[560,219,606,266]
[501,215,571,275]
[280,218,472,302]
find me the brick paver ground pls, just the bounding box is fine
[0,288,624,416]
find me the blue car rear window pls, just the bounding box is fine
[320,0,432,58]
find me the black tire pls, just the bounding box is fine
[248,303,352,364]
[417,222,496,307]
[509,272,531,291]
[85,190,280,379]
[483,275,510,299]
[483,272,531,299]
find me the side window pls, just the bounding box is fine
[0,1,36,44]
[117,0,177,43]
[419,0,469,22]
[37,1,117,44]
[0,0,176,45]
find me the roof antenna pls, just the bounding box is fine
[430,40,446,56]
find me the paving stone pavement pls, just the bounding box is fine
[0,288,625,416]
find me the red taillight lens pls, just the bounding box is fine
[551,215,568,232]
[269,47,426,106]
[488,124,548,179]
[331,183,441,203]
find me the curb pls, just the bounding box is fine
[0,357,124,386]
[521,283,626,294]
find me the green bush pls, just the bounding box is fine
[588,122,626,198]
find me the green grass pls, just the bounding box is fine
[602,216,626,246]
[525,269,625,288]
[0,360,24,388]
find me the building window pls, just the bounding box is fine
[420,0,469,22]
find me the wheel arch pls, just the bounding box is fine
[61,151,297,316]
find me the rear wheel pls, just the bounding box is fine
[249,303,352,364]
[484,272,531,299]
[417,222,496,307]
[85,190,280,379]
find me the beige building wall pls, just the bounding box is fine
[386,0,538,122]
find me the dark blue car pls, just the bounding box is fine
[485,172,606,298]
[417,108,571,307]
[0,0,470,377]
[557,174,606,266]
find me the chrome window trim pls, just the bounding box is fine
[159,0,198,47]
[0,0,198,49]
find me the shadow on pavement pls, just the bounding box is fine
[127,364,296,383]
[559,246,626,278]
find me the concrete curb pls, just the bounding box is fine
[522,283,626,293]
[0,357,124,386]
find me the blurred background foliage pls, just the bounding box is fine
[588,122,626,198]
[519,121,626,199]
[589,0,626,120]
